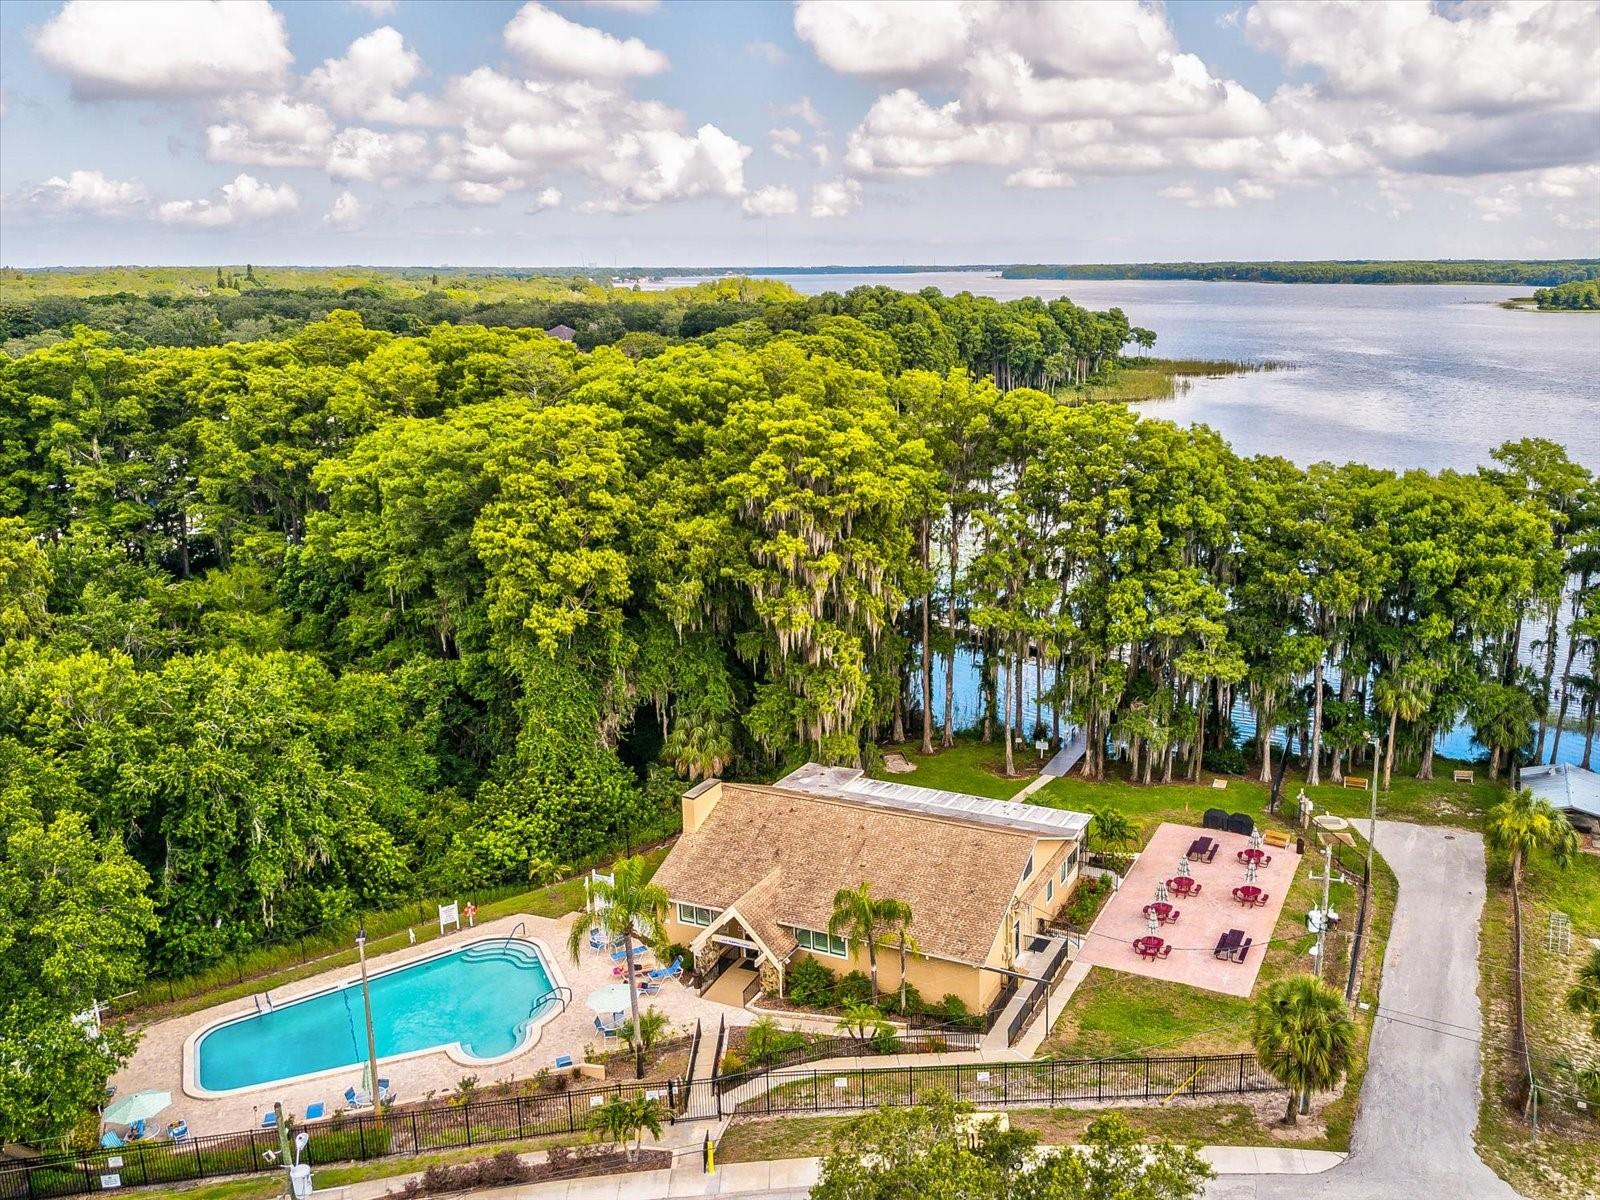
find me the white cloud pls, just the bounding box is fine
[306,27,444,125]
[33,0,291,99]
[769,127,803,159]
[773,96,827,130]
[810,177,862,218]
[525,186,562,213]
[157,173,299,227]
[24,169,149,216]
[575,0,661,10]
[794,1,971,81]
[1527,164,1600,198]
[327,128,432,183]
[744,41,787,64]
[504,3,668,79]
[810,143,831,168]
[450,179,522,206]
[742,184,799,217]
[1159,183,1238,209]
[589,124,749,208]
[845,90,1027,176]
[1005,166,1073,189]
[205,97,335,168]
[1474,190,1522,223]
[324,190,366,228]
[349,0,397,14]
[1235,180,1276,201]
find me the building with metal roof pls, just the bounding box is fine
[1522,761,1600,832]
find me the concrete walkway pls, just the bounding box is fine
[1204,821,1520,1199]
[311,1144,1342,1200]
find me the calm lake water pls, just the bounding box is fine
[697,271,1600,471]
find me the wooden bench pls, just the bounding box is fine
[1343,776,1368,790]
[1452,769,1474,784]
[1262,829,1291,849]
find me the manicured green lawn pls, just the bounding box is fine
[873,738,1042,799]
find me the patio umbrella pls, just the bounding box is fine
[1176,857,1191,879]
[1155,879,1169,904]
[1146,911,1161,937]
[586,982,633,1014]
[1249,828,1263,850]
[103,1090,171,1126]
[1244,860,1258,886]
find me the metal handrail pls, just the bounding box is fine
[505,920,527,947]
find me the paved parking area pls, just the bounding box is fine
[1074,822,1303,997]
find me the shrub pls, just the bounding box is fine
[835,970,873,1005]
[719,1050,745,1076]
[658,941,693,973]
[785,955,836,1007]
[886,982,922,1015]
[745,1014,805,1067]
[399,1150,532,1197]
[1063,875,1112,928]
[1202,744,1247,775]
[937,993,970,1021]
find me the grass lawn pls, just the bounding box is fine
[157,1131,608,1200]
[1475,847,1600,1200]
[126,845,673,1024]
[874,737,1042,798]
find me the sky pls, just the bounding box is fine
[0,0,1596,268]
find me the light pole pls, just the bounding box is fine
[1366,734,1380,880]
[355,927,384,1129]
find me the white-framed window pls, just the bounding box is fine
[1021,852,1034,881]
[1059,855,1069,883]
[677,903,716,927]
[1045,878,1055,903]
[794,926,848,957]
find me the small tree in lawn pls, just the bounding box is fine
[1251,975,1356,1124]
[626,1095,664,1161]
[567,856,669,1079]
[1485,786,1579,893]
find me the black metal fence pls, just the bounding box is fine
[0,1051,1275,1198]
[1007,939,1076,1046]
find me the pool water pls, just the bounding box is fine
[196,940,556,1093]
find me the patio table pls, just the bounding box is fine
[1186,836,1213,861]
[1237,848,1271,866]
[1213,928,1243,959]
[1141,901,1177,924]
[1133,936,1168,960]
[1167,876,1201,897]
[1232,885,1265,906]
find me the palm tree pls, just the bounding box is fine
[588,1094,665,1162]
[1484,787,1579,892]
[1088,806,1135,862]
[1567,946,1600,1040]
[625,1095,664,1161]
[836,1002,892,1043]
[876,898,919,1015]
[618,1006,670,1057]
[1374,668,1431,790]
[1468,681,1539,782]
[829,881,888,1003]
[567,856,670,1079]
[1251,976,1357,1124]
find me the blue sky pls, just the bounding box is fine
[1,0,1596,267]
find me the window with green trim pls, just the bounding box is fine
[677,903,716,927]
[794,926,847,957]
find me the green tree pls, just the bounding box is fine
[1485,787,1579,892]
[587,1093,663,1162]
[566,856,669,1079]
[1567,946,1600,1041]
[1251,975,1357,1124]
[617,1006,671,1056]
[829,882,890,1004]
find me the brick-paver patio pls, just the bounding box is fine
[1074,821,1303,997]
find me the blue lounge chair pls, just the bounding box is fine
[639,979,661,995]
[554,1055,573,1069]
[304,1103,325,1121]
[646,955,683,980]
[129,1120,145,1141]
[100,1131,124,1150]
[594,1015,620,1038]
[344,1086,372,1108]
[167,1120,189,1141]
[260,1112,277,1129]
[609,943,645,962]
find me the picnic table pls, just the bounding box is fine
[1141,901,1179,924]
[1186,836,1219,862]
[1133,935,1171,960]
[1167,876,1201,897]
[1213,928,1254,962]
[1237,848,1271,866]
[1232,885,1268,907]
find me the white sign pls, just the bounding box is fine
[106,1157,123,1169]
[590,1095,604,1107]
[976,1072,991,1083]
[834,1077,848,1089]
[438,902,460,935]
[99,1174,121,1189]
[645,1090,663,1101]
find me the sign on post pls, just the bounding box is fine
[438,902,460,935]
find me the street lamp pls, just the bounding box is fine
[355,927,384,1129]
[1365,734,1381,879]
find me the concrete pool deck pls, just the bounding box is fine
[111,911,755,1134]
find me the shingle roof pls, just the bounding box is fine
[653,782,1048,966]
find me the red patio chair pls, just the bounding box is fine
[1254,891,1270,907]
[1166,908,1180,924]
[1157,944,1172,959]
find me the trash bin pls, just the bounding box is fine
[1296,836,1305,855]
[289,1164,312,1198]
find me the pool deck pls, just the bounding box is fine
[110,911,756,1135]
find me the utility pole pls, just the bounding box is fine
[274,1101,292,1197]
[1366,735,1381,880]
[355,927,384,1129]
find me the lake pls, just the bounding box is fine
[677,271,1600,471]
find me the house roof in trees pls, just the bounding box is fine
[654,777,1080,965]
[1522,761,1600,821]
[777,763,1093,839]
[544,323,576,340]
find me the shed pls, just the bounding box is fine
[1522,761,1600,833]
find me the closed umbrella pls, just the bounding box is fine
[1176,857,1191,879]
[103,1090,171,1126]
[1146,911,1161,938]
[1155,879,1169,904]
[1245,860,1258,886]
[1249,828,1263,850]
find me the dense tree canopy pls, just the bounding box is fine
[1,274,1593,1143]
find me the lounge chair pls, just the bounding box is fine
[344,1086,373,1108]
[167,1120,189,1140]
[100,1131,124,1150]
[304,1103,325,1121]
[129,1120,145,1140]
[260,1112,277,1129]
[639,979,662,994]
[647,955,683,980]
[610,944,649,962]
[554,1055,573,1069]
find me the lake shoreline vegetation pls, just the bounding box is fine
[1002,259,1600,286]
[2,269,1597,1160]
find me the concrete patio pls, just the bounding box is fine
[110,911,755,1136]
[1074,821,1302,997]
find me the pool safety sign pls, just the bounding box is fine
[99,1174,121,1189]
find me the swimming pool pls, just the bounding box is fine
[192,939,560,1094]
